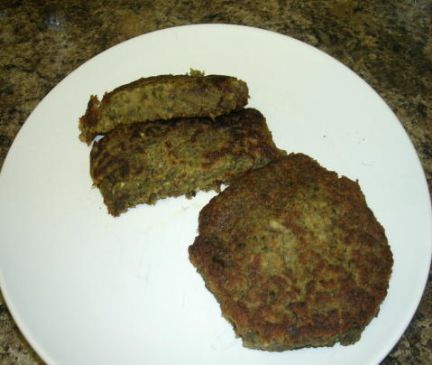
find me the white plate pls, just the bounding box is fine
[0,24,431,365]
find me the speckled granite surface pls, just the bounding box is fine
[0,0,431,364]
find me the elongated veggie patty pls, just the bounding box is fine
[189,153,393,351]
[90,108,284,216]
[79,74,249,143]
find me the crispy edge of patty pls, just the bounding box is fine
[90,108,284,216]
[79,74,249,144]
[189,153,393,351]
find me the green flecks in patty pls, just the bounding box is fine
[90,108,284,216]
[79,74,249,144]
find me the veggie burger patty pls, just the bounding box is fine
[189,153,393,350]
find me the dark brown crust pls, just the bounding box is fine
[189,153,393,351]
[79,95,100,129]
[90,108,284,216]
[79,74,249,144]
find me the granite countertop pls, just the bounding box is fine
[0,0,431,364]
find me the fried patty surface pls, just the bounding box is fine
[189,153,393,350]
[79,74,249,143]
[90,108,284,216]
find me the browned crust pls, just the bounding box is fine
[79,95,100,131]
[90,108,284,216]
[189,153,393,350]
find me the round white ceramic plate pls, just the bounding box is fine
[0,24,431,365]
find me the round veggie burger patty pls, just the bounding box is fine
[189,153,393,351]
